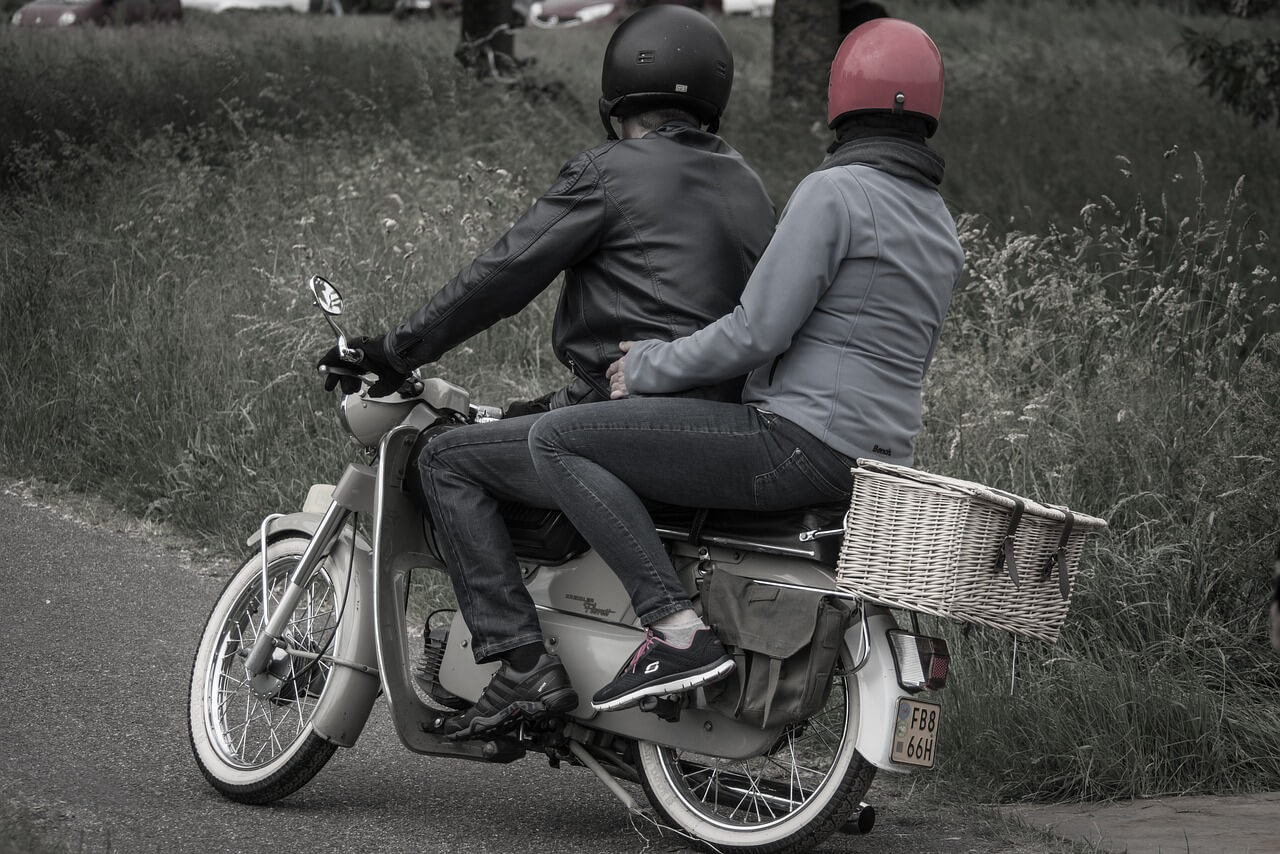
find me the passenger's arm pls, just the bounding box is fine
[624,172,850,394]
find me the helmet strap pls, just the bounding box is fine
[598,96,621,140]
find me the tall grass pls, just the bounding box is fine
[919,152,1280,800]
[2,0,1279,803]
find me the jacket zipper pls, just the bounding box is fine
[565,353,613,401]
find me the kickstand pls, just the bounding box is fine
[567,741,642,815]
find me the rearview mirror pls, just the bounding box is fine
[308,275,364,363]
[309,275,344,316]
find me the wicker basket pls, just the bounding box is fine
[835,459,1108,643]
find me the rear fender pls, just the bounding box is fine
[849,606,912,771]
[250,510,381,748]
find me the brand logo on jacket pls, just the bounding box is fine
[873,444,892,456]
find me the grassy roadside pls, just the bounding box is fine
[2,0,1279,812]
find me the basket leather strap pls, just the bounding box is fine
[994,498,1024,587]
[1042,510,1075,600]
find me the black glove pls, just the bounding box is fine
[316,335,410,398]
[503,390,554,419]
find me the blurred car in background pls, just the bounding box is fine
[525,0,620,27]
[11,0,180,25]
[721,0,770,14]
[180,0,342,13]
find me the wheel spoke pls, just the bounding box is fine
[650,665,865,835]
[201,556,337,770]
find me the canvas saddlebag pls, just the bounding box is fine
[700,569,853,729]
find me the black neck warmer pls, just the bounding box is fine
[819,117,946,187]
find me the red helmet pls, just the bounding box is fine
[827,18,944,137]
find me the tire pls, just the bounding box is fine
[636,652,876,853]
[188,535,345,804]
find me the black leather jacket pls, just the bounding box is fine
[383,123,776,404]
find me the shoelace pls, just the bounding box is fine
[624,628,661,674]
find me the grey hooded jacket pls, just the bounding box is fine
[624,137,965,466]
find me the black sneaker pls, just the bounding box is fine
[592,627,735,712]
[442,653,578,740]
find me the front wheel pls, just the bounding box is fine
[188,535,345,804]
[636,651,876,853]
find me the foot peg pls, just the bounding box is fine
[636,693,683,722]
[440,701,571,742]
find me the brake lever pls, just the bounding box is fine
[318,364,365,381]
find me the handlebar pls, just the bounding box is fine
[317,364,425,399]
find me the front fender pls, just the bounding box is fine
[248,510,381,748]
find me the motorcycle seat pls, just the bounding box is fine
[648,503,846,567]
[500,501,846,568]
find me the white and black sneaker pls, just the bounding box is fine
[592,626,735,712]
[442,653,578,740]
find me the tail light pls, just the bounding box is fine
[887,630,949,692]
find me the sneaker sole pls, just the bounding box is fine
[443,688,579,740]
[591,657,735,712]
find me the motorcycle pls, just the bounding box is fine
[187,274,951,853]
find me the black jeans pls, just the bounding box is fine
[528,398,854,624]
[416,413,557,664]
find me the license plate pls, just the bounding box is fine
[891,698,941,768]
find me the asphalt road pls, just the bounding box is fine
[0,484,682,854]
[0,485,920,854]
[0,483,1083,854]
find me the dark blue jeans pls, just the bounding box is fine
[527,398,855,625]
[417,413,556,664]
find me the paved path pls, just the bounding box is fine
[0,484,657,854]
[4,480,1277,854]
[0,483,1016,854]
[1006,793,1280,854]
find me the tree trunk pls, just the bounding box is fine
[457,0,516,79]
[770,0,840,119]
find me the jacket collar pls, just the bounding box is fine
[819,135,946,187]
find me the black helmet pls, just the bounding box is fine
[598,5,734,139]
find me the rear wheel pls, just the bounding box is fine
[188,535,344,804]
[636,654,875,853]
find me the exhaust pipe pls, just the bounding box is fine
[840,801,875,835]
